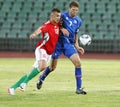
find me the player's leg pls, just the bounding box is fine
[19,68,40,91]
[37,41,62,89]
[69,53,86,94]
[19,48,48,91]
[64,44,86,94]
[8,74,27,95]
[8,67,40,94]
[36,58,58,89]
[40,58,58,81]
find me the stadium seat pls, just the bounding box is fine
[80,13,91,22]
[92,31,104,39]
[91,13,101,24]
[104,32,115,39]
[2,21,11,29]
[109,0,120,4]
[1,2,11,12]
[78,3,84,13]
[0,29,8,38]
[13,21,22,30]
[78,0,89,3]
[33,2,43,13]
[98,23,107,32]
[11,3,21,13]
[44,3,53,10]
[107,24,117,33]
[96,2,106,14]
[88,22,96,31]
[19,29,30,38]
[0,1,3,8]
[27,11,37,23]
[54,2,64,10]
[34,21,43,30]
[85,2,95,13]
[106,3,116,14]
[112,13,120,20]
[18,11,28,22]
[18,10,27,17]
[101,13,112,25]
[8,30,19,38]
[0,27,10,38]
[7,12,16,22]
[0,11,6,22]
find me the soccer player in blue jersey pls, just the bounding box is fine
[37,1,87,95]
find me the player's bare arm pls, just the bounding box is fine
[74,34,84,55]
[60,28,69,36]
[29,27,42,39]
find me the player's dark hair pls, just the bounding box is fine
[51,8,61,13]
[69,1,80,8]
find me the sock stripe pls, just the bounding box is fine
[75,75,82,77]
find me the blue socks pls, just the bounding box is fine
[75,68,82,89]
[40,66,51,81]
[40,67,82,90]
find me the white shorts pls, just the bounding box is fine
[33,47,51,68]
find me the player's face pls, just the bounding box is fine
[69,6,79,17]
[52,12,61,24]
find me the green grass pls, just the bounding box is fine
[0,58,120,107]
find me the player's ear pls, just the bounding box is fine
[50,12,54,17]
[50,13,52,17]
[58,18,63,27]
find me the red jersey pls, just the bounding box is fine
[36,21,59,55]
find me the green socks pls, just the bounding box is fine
[11,74,27,89]
[10,68,40,89]
[22,68,40,84]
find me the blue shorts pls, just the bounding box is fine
[52,37,77,59]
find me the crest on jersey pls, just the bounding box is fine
[74,20,77,24]
[55,28,59,35]
[66,17,68,20]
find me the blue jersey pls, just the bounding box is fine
[60,12,82,43]
[52,12,82,59]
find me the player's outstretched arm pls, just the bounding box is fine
[29,27,42,39]
[74,34,84,55]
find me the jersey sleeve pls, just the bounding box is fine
[40,23,48,33]
[75,17,82,35]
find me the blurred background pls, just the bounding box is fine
[0,0,120,53]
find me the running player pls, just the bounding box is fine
[37,1,87,95]
[8,8,61,95]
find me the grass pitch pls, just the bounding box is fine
[0,58,120,107]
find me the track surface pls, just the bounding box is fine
[0,52,120,60]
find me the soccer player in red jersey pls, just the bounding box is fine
[8,8,61,95]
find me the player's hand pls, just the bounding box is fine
[76,46,85,55]
[79,47,85,55]
[61,28,69,36]
[29,33,36,39]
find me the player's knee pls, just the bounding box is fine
[49,66,56,71]
[74,61,81,68]
[39,66,47,71]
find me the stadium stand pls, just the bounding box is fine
[0,0,120,53]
